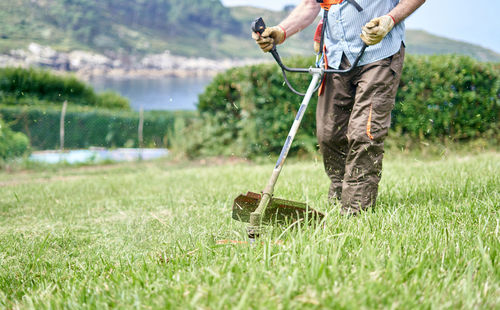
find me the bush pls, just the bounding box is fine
[187,55,499,158]
[0,115,29,159]
[0,105,195,150]
[0,67,130,110]
[96,91,130,110]
[394,55,499,141]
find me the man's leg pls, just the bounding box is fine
[316,55,356,202]
[341,45,405,215]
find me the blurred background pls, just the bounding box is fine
[0,0,498,162]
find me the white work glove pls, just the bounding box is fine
[360,15,395,46]
[251,26,286,53]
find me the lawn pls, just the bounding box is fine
[0,152,499,309]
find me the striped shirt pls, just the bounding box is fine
[324,0,405,69]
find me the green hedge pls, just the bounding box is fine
[0,115,29,159]
[0,105,195,150]
[394,55,499,140]
[185,54,499,157]
[0,67,130,110]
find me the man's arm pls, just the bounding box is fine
[389,0,426,24]
[279,0,321,38]
[361,0,425,45]
[252,0,320,52]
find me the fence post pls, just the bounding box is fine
[138,106,144,148]
[60,100,68,152]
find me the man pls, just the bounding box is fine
[252,0,425,216]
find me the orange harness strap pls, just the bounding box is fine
[318,0,344,10]
[317,0,363,12]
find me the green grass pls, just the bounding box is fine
[0,152,499,309]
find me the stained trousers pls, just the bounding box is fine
[316,45,405,215]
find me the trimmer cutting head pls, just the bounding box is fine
[232,192,324,226]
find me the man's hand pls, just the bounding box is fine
[360,15,395,46]
[252,26,286,53]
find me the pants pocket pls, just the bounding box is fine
[368,99,392,140]
[389,44,405,78]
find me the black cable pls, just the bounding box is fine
[267,6,367,95]
[280,67,323,96]
[275,10,329,96]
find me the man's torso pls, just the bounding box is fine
[323,0,405,69]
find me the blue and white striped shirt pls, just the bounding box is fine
[324,0,405,69]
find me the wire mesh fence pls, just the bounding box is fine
[1,101,190,151]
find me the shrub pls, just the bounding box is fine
[187,55,499,157]
[0,67,130,110]
[96,91,130,110]
[0,115,29,159]
[394,55,499,141]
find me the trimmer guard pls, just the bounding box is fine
[232,192,324,225]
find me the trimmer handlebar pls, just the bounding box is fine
[251,17,367,74]
[251,17,266,36]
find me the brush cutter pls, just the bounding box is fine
[232,15,367,242]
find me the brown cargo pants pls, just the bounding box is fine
[316,44,405,215]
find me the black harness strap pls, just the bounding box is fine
[346,0,363,12]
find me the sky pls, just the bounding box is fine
[221,0,500,53]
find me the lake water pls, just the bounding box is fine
[88,76,213,111]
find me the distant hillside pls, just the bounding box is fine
[404,30,500,62]
[0,1,498,62]
[0,0,241,57]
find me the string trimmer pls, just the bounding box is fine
[232,9,367,242]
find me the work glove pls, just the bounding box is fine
[360,15,395,46]
[252,26,286,53]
